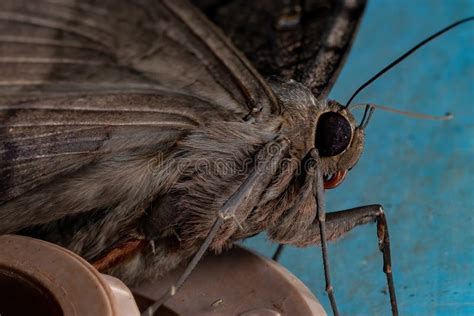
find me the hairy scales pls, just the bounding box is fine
[0,0,365,285]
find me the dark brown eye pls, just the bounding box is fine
[315,112,352,157]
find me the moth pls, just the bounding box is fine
[0,0,470,315]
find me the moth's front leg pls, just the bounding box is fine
[323,205,398,316]
[269,151,398,316]
[142,137,290,315]
[278,204,399,316]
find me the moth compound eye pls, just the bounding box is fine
[315,112,352,157]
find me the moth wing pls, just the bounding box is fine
[0,0,278,112]
[194,0,367,98]
[0,93,227,204]
[0,0,278,210]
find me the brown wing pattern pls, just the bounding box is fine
[0,0,278,205]
[193,0,367,98]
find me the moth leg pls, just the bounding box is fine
[323,205,399,316]
[312,158,398,316]
[313,162,340,316]
[142,138,290,315]
[272,244,285,261]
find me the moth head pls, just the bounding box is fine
[315,100,365,189]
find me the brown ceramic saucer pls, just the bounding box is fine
[0,234,139,316]
[132,245,326,316]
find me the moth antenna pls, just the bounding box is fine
[358,104,375,129]
[344,16,474,108]
[352,103,453,128]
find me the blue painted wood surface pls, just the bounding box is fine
[246,1,474,315]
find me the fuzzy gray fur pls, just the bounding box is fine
[0,0,365,285]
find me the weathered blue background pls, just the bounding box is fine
[246,1,474,315]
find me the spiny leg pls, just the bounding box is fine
[375,207,397,315]
[313,161,339,316]
[272,244,285,261]
[321,205,399,316]
[272,202,398,314]
[142,138,289,316]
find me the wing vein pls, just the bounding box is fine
[0,12,113,51]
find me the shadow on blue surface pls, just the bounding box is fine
[245,1,474,315]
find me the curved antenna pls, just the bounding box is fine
[345,16,474,108]
[358,104,375,129]
[353,103,453,129]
